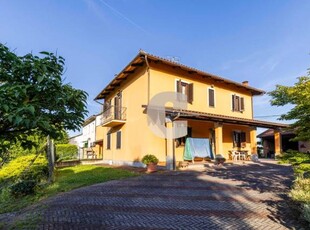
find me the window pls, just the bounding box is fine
[232,94,244,112]
[116,131,121,149]
[232,131,246,148]
[176,80,194,104]
[208,88,215,107]
[107,133,111,150]
[176,127,192,147]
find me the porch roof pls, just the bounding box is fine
[142,105,289,129]
[257,129,294,138]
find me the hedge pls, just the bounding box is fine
[55,144,78,162]
[0,154,48,185]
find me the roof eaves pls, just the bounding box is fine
[94,52,145,100]
[95,50,265,100]
[143,52,265,96]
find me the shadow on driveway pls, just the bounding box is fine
[1,160,305,229]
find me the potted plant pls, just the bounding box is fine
[214,154,226,165]
[141,154,159,173]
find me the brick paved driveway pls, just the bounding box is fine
[4,160,304,229]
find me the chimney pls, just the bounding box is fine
[242,81,249,86]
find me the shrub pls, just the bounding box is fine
[22,156,49,182]
[303,204,310,224]
[295,164,310,175]
[279,150,310,165]
[280,151,310,225]
[9,180,37,197]
[0,154,48,184]
[56,144,78,162]
[141,154,159,165]
[290,178,310,204]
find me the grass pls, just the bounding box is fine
[43,165,139,196]
[278,150,310,225]
[0,165,139,214]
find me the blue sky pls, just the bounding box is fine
[1,0,310,135]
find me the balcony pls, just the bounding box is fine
[101,105,127,127]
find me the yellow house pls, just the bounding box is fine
[94,51,287,168]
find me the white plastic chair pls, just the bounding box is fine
[231,150,239,161]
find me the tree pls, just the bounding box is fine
[0,43,88,161]
[269,73,310,141]
[54,130,69,145]
[0,133,46,167]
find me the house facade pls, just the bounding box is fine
[69,115,104,160]
[94,51,287,168]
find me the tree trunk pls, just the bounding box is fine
[47,136,54,183]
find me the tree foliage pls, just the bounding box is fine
[269,74,310,141]
[54,130,69,145]
[0,43,88,153]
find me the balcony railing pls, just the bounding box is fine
[101,105,127,127]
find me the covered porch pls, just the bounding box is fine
[163,108,289,168]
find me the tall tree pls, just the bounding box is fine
[0,43,88,159]
[269,73,310,141]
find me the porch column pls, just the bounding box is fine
[274,129,282,156]
[249,127,257,155]
[166,121,174,170]
[214,122,223,155]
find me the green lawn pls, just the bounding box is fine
[0,165,139,214]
